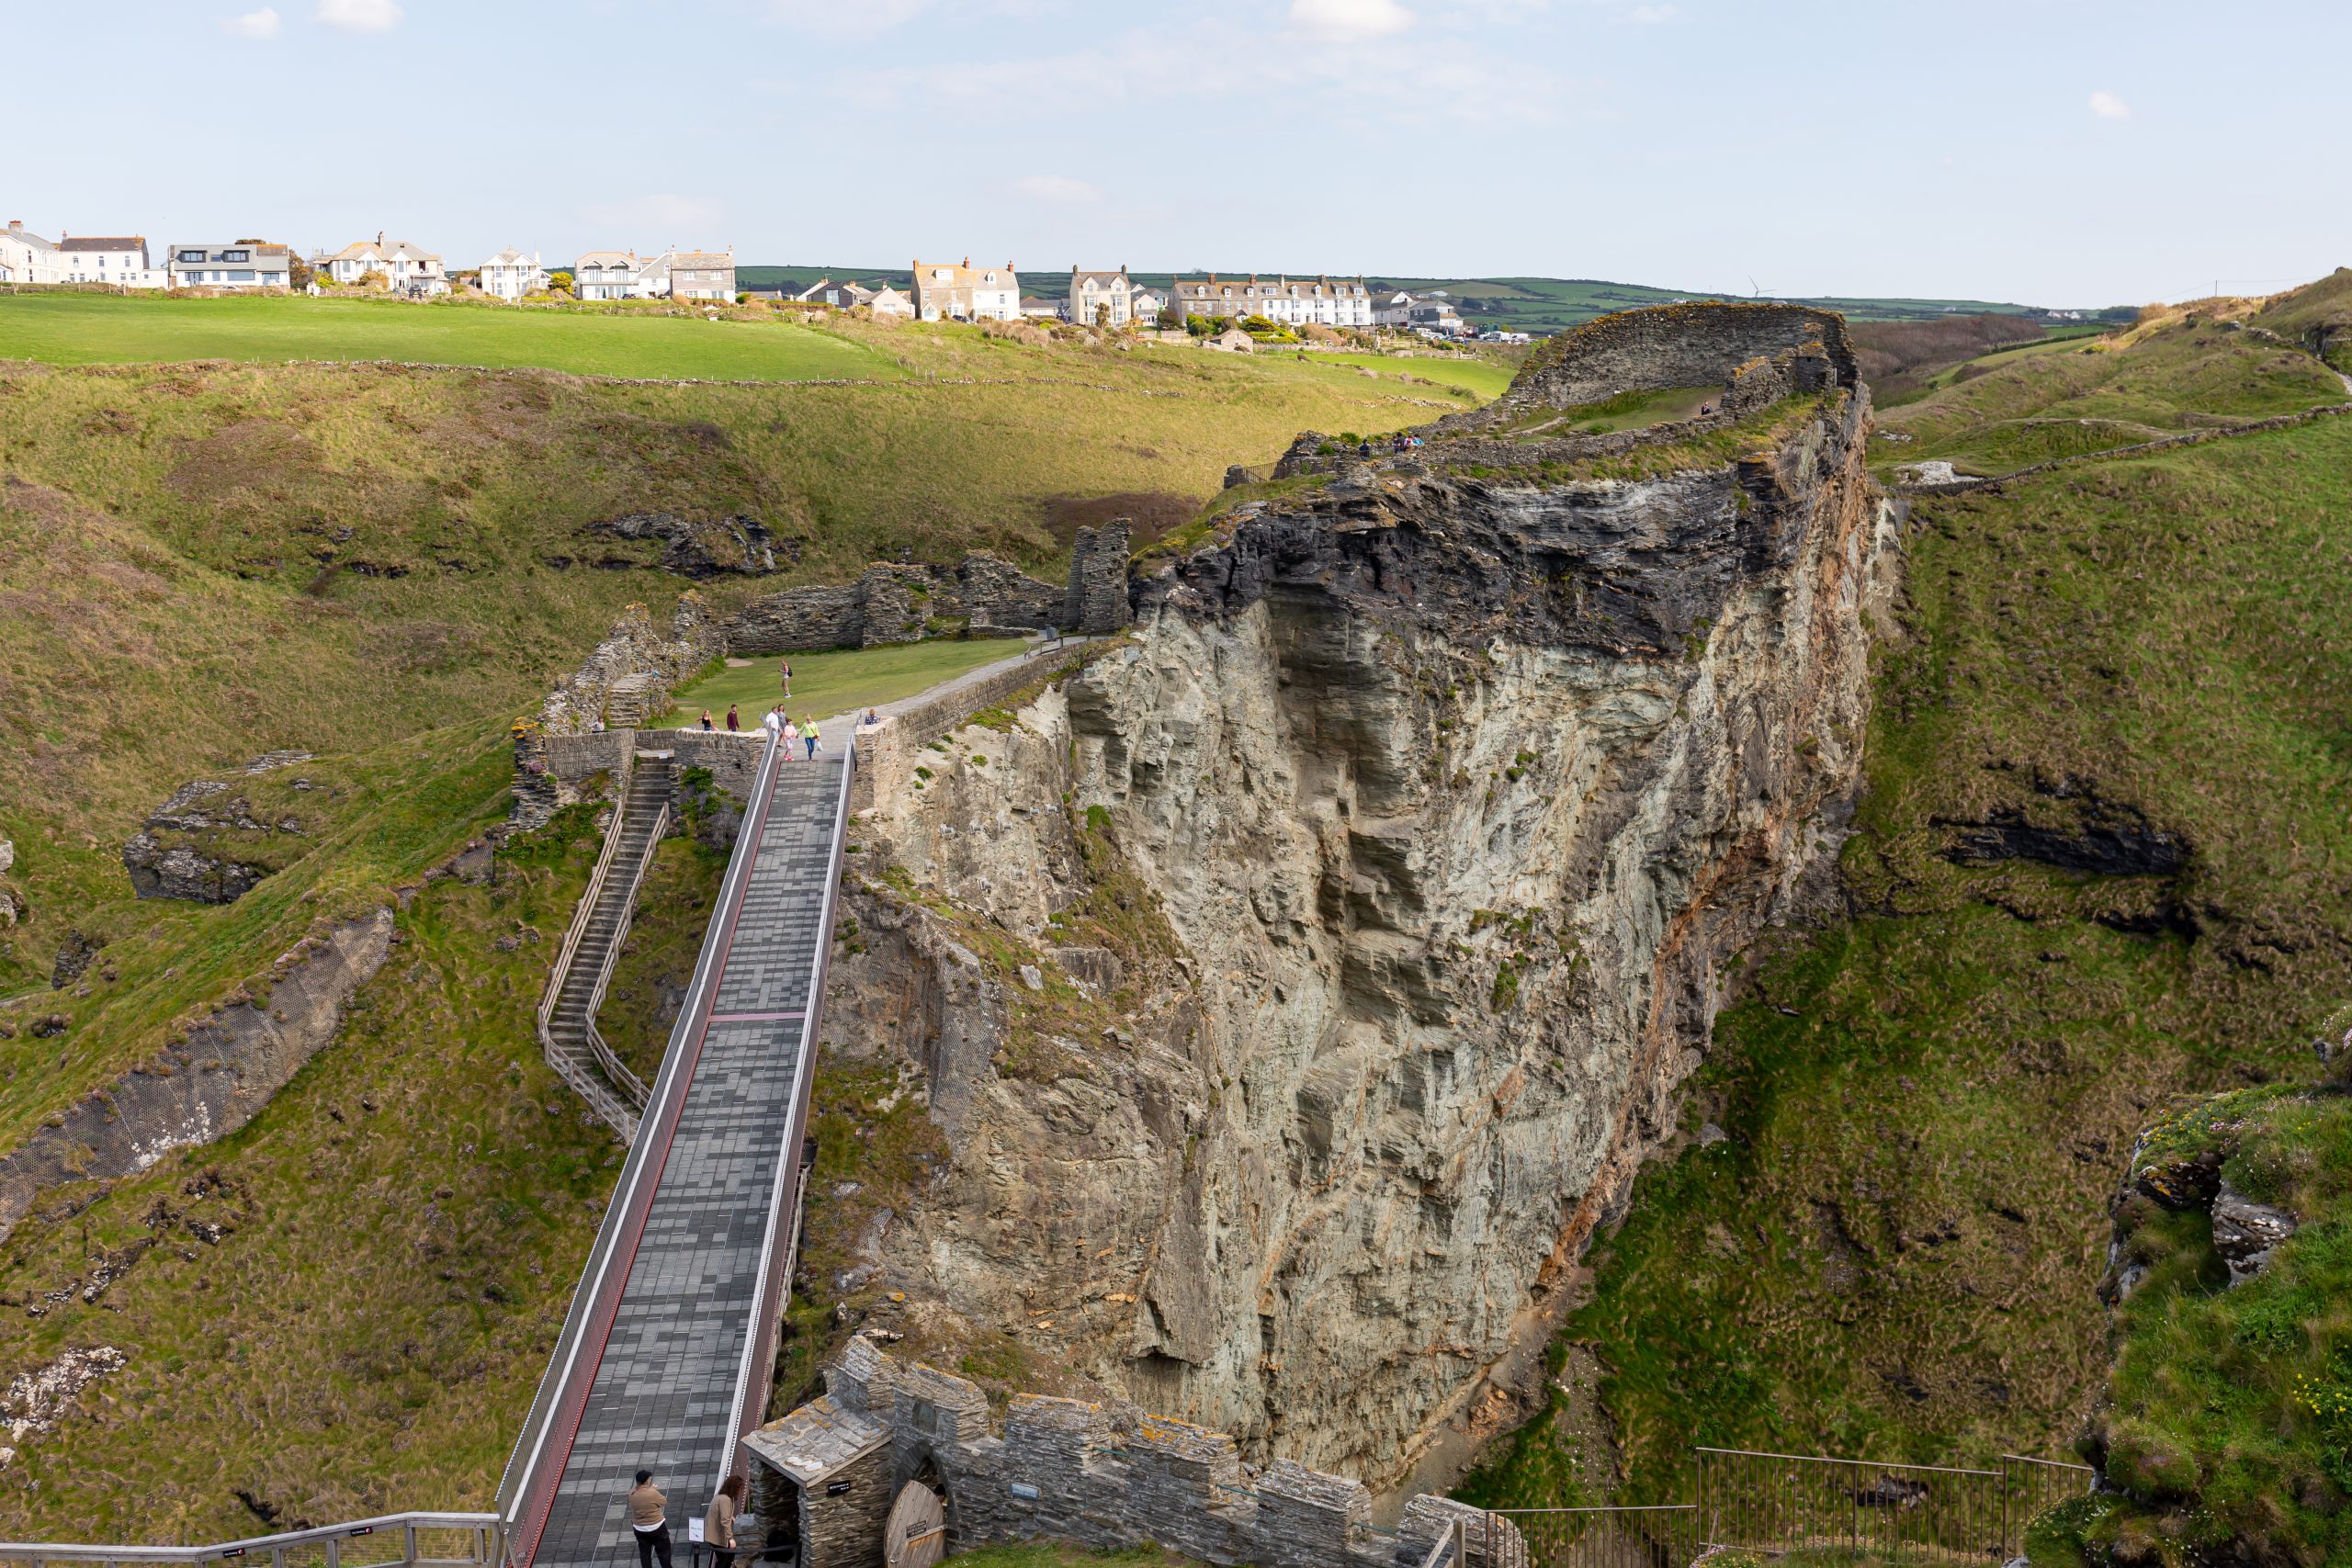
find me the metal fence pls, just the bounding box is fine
[1486,1450,2095,1568]
[0,1513,501,1568]
[1697,1447,2007,1562]
[1484,1506,1699,1568]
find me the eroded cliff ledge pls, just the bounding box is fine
[816,305,1900,1492]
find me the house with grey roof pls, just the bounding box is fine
[0,221,61,285]
[322,233,447,295]
[666,248,735,301]
[1171,274,1373,329]
[1068,265,1146,328]
[57,235,164,288]
[910,258,1019,322]
[164,240,294,289]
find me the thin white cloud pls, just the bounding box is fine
[832,27,1578,129]
[220,6,281,37]
[1011,175,1103,206]
[582,193,725,231]
[1626,2,1679,21]
[2089,89,2131,120]
[316,0,402,32]
[1289,0,1416,39]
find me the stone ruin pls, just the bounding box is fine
[725,525,1134,655]
[535,593,726,739]
[739,1341,1492,1568]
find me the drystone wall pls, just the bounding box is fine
[749,1343,1485,1568]
[814,354,1899,1487]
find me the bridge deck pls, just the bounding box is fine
[509,744,852,1568]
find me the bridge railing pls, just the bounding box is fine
[0,1513,501,1568]
[535,750,641,1138]
[496,731,794,1567]
[723,739,856,1467]
[581,800,667,1110]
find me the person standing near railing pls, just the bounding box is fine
[704,1474,746,1568]
[628,1470,675,1568]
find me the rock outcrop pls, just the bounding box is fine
[583,512,785,579]
[817,305,1897,1488]
[120,750,322,904]
[0,908,394,1245]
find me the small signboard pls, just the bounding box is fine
[687,1519,706,1545]
[1009,1483,1041,1501]
[826,1480,854,1496]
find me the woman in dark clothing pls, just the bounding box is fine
[726,704,741,732]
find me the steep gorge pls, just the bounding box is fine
[809,307,1902,1486]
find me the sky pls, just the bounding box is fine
[7,0,2347,308]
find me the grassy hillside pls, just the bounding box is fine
[0,315,1493,1538]
[1872,318,2345,476]
[0,293,900,381]
[1464,329,2352,1509]
[2255,266,2352,373]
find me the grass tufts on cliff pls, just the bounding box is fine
[1466,325,2352,1510]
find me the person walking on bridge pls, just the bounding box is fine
[763,705,783,745]
[802,716,820,761]
[726,703,741,733]
[782,716,801,758]
[704,1474,746,1568]
[628,1470,674,1568]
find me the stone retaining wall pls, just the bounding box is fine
[849,644,1112,814]
[747,1343,1487,1568]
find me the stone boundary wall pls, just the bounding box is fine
[1894,400,2352,496]
[726,529,1131,656]
[512,727,767,833]
[1498,300,1858,412]
[751,1342,1488,1568]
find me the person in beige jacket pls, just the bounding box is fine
[705,1473,746,1568]
[628,1469,673,1568]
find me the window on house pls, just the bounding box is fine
[177,249,206,264]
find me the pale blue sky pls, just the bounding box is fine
[10,0,2346,306]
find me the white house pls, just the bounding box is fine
[1067,265,1143,328]
[1373,290,1418,327]
[56,235,165,288]
[1130,288,1165,327]
[573,251,650,300]
[867,286,915,320]
[910,258,1019,322]
[1170,275,1374,329]
[165,241,294,289]
[0,221,61,284]
[479,246,543,301]
[322,234,447,295]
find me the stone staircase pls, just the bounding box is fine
[536,752,671,1141]
[603,673,660,728]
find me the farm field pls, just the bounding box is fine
[0,292,899,381]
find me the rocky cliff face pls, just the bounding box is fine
[819,344,1896,1489]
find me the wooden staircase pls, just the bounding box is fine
[536,751,671,1140]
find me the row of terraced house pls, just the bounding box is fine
[1,219,737,304]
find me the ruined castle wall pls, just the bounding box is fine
[754,1346,1482,1568]
[725,542,1128,655]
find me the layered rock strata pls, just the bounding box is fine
[819,310,1894,1487]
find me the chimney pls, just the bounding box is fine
[377,229,384,245]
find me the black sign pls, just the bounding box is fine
[220,1551,248,1560]
[825,1481,854,1496]
[349,1528,375,1539]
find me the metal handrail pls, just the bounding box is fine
[581,801,666,1110]
[497,731,796,1568]
[0,1511,501,1567]
[534,752,639,1134]
[723,739,856,1477]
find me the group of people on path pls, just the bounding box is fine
[628,1470,744,1568]
[694,703,821,759]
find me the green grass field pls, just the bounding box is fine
[0,293,899,381]
[663,639,1031,732]
[1277,347,1519,400]
[1873,320,2344,476]
[1464,347,2352,1511]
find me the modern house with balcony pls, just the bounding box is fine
[164,240,294,289]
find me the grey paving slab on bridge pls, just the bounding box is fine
[529,753,847,1568]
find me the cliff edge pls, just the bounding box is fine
[813,304,1900,1490]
